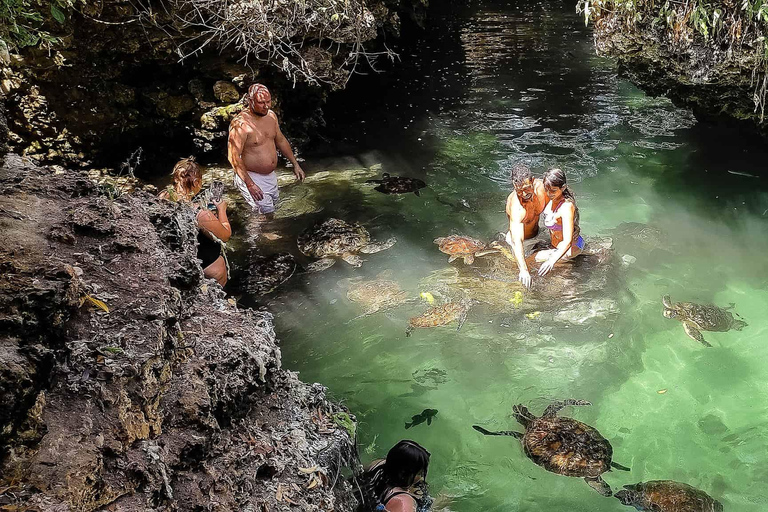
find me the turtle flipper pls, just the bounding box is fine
[413,189,421,197]
[456,305,469,332]
[542,399,591,418]
[732,319,747,331]
[448,254,459,263]
[610,461,631,471]
[683,321,710,346]
[463,254,475,265]
[405,325,414,337]
[662,295,673,308]
[307,258,336,272]
[585,476,612,496]
[341,253,363,267]
[472,425,523,439]
[512,404,536,427]
[360,237,397,254]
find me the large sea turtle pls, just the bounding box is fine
[615,480,723,512]
[434,235,497,265]
[297,218,396,271]
[472,400,630,496]
[406,300,471,337]
[662,295,747,347]
[345,272,410,316]
[245,252,297,296]
[366,173,427,196]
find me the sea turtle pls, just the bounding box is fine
[615,480,723,512]
[434,235,497,265]
[366,173,427,196]
[297,218,396,271]
[345,272,410,316]
[406,300,471,337]
[472,400,630,496]
[662,295,747,347]
[245,252,297,295]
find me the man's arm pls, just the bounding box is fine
[271,112,305,181]
[507,194,532,288]
[228,117,263,200]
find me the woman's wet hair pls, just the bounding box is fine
[511,163,533,188]
[171,156,203,199]
[543,168,575,202]
[380,440,431,489]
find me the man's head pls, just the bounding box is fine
[248,84,271,116]
[511,163,534,202]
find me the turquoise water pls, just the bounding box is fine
[227,1,768,510]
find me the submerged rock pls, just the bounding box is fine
[0,155,359,511]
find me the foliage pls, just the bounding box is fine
[0,0,77,50]
[170,0,396,88]
[577,0,768,119]
[331,412,356,440]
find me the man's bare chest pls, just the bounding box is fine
[244,118,276,147]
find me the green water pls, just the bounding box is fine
[227,1,768,510]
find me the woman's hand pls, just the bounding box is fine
[538,257,557,276]
[214,198,228,212]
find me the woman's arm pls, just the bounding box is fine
[197,201,232,242]
[538,202,575,276]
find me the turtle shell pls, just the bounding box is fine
[347,278,409,315]
[246,253,297,295]
[617,480,723,512]
[409,302,466,328]
[376,176,426,194]
[297,218,371,258]
[434,235,487,256]
[522,416,613,478]
[673,302,736,332]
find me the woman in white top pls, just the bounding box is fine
[535,168,584,276]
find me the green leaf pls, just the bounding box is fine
[51,3,65,24]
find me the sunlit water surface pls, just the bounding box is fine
[217,1,768,510]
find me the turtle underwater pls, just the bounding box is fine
[662,295,747,347]
[615,480,723,512]
[472,399,630,496]
[434,235,498,265]
[345,272,410,316]
[297,218,396,271]
[366,173,427,196]
[245,252,297,296]
[406,300,471,337]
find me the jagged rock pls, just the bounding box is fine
[212,80,241,103]
[0,155,360,511]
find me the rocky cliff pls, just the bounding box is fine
[0,0,426,172]
[0,154,360,510]
[582,0,768,135]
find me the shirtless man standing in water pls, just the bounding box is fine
[505,164,547,288]
[228,84,305,215]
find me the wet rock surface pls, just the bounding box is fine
[0,155,359,511]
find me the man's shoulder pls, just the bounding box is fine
[230,111,252,129]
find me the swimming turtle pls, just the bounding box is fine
[434,235,497,265]
[345,272,410,316]
[472,400,630,496]
[406,300,471,337]
[662,295,747,347]
[366,173,427,196]
[297,218,396,271]
[245,252,297,295]
[615,480,723,512]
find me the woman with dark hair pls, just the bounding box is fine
[159,157,232,286]
[535,168,584,276]
[363,440,432,512]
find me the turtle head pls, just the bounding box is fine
[663,308,677,319]
[614,489,640,506]
[382,172,390,179]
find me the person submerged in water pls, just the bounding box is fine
[362,440,432,512]
[534,167,584,276]
[505,163,547,288]
[159,157,232,286]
